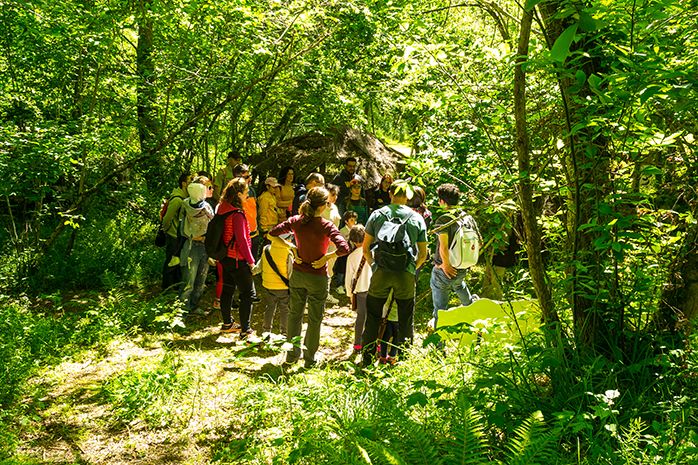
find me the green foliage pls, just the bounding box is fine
[30,207,162,292]
[101,351,198,428]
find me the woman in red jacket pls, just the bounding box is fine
[270,186,351,368]
[218,177,256,338]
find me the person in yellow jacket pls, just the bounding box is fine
[258,176,281,237]
[253,234,294,339]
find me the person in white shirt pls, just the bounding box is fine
[322,184,342,305]
[344,224,372,352]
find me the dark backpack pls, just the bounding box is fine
[205,210,241,260]
[373,210,416,272]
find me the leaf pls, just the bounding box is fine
[406,392,429,408]
[550,24,578,62]
[640,85,664,103]
[578,11,597,31]
[588,73,603,95]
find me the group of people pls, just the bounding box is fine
[159,153,482,369]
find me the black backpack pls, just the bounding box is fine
[373,210,416,272]
[205,210,241,260]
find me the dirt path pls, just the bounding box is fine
[16,293,361,464]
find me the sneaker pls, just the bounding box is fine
[336,286,345,295]
[212,298,220,309]
[220,322,241,334]
[326,294,339,305]
[239,329,255,340]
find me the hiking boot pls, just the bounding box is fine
[239,329,255,340]
[220,322,241,334]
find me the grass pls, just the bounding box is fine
[2,287,698,464]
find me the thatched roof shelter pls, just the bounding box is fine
[251,126,405,188]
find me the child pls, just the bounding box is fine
[344,178,369,225]
[379,290,399,364]
[335,210,358,294]
[253,233,294,339]
[345,225,372,352]
[322,184,342,305]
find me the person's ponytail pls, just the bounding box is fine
[299,187,329,224]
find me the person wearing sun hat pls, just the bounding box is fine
[359,178,428,367]
[258,176,282,250]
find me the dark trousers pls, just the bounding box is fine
[380,320,399,358]
[362,294,414,365]
[220,258,254,331]
[162,234,182,291]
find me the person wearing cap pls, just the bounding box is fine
[258,176,282,248]
[360,179,428,367]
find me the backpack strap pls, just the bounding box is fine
[264,245,290,286]
[350,255,366,295]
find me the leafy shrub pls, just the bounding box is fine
[30,207,162,292]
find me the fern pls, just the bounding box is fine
[504,411,558,465]
[442,398,489,465]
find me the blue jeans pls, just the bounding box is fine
[430,266,472,325]
[180,240,209,311]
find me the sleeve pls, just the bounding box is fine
[328,223,351,257]
[233,213,255,265]
[364,210,380,237]
[345,252,355,296]
[269,217,294,237]
[214,169,225,199]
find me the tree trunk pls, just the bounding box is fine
[136,0,159,159]
[537,1,615,353]
[513,6,560,339]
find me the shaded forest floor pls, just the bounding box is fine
[13,286,423,465]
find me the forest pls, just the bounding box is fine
[1,0,696,463]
